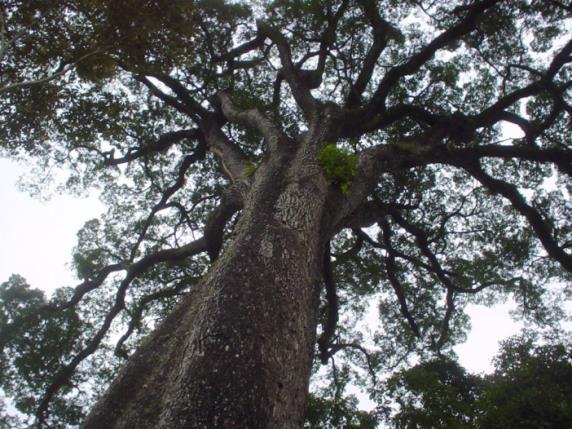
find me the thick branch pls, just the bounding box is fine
[257,20,318,119]
[474,38,572,128]
[450,144,572,175]
[139,76,196,117]
[202,120,250,184]
[343,0,501,132]
[51,263,125,311]
[466,162,572,273]
[374,0,500,104]
[217,91,290,152]
[148,73,210,119]
[203,186,244,261]
[213,34,265,62]
[345,0,391,108]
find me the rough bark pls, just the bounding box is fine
[82,132,331,428]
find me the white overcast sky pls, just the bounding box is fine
[0,156,524,374]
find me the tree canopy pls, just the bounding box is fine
[1,0,571,427]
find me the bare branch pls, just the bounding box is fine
[0,49,107,94]
[328,342,378,384]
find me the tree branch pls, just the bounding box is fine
[102,129,203,166]
[148,72,211,119]
[318,242,339,364]
[217,90,291,153]
[114,276,198,359]
[203,186,244,261]
[36,237,208,426]
[256,20,318,119]
[345,0,392,108]
[129,146,206,261]
[379,218,422,338]
[328,342,377,384]
[138,76,196,117]
[465,162,572,273]
[347,0,501,131]
[0,49,107,94]
[202,120,251,184]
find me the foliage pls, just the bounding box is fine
[0,0,571,426]
[478,334,572,429]
[381,334,572,429]
[383,358,481,428]
[0,276,88,427]
[305,393,378,429]
[319,144,358,194]
[244,160,259,178]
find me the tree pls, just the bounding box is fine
[478,334,572,429]
[381,333,572,428]
[1,0,571,427]
[382,358,482,428]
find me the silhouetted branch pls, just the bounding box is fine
[35,237,208,426]
[318,242,339,364]
[379,219,422,338]
[345,0,391,107]
[328,342,377,384]
[102,128,202,166]
[466,162,572,273]
[114,276,199,359]
[129,144,207,261]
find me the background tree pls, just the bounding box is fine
[381,333,572,428]
[1,0,571,427]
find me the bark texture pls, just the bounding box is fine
[82,135,331,428]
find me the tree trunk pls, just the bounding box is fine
[82,144,330,428]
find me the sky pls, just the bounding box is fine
[0,156,525,376]
[0,158,103,294]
